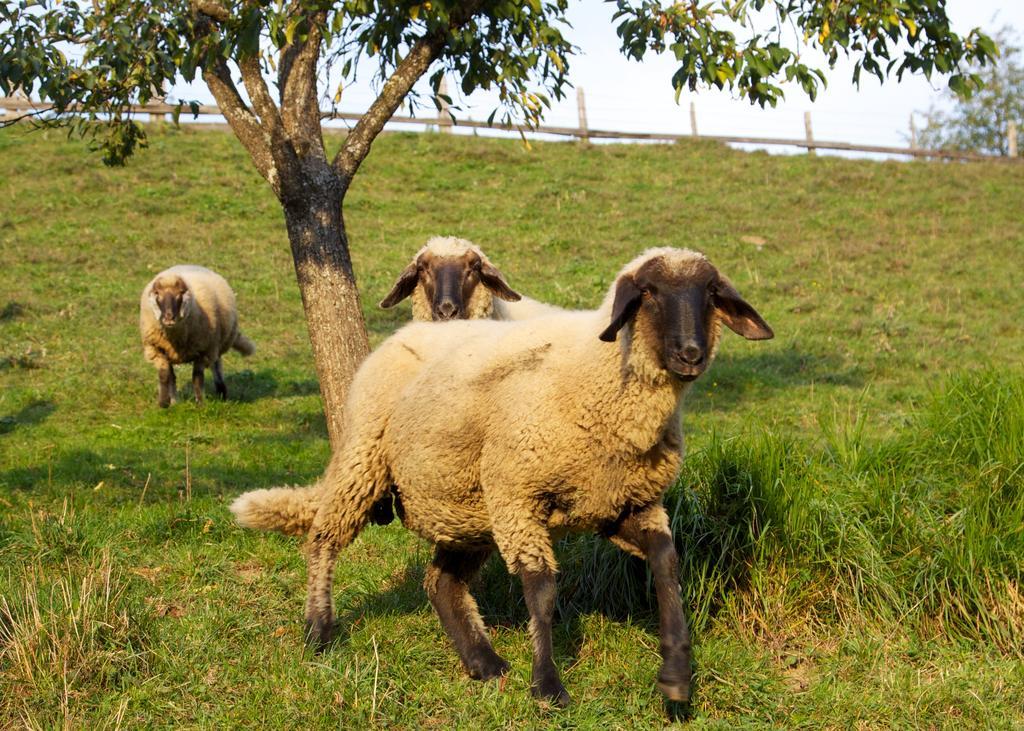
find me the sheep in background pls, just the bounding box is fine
[380,236,563,321]
[140,265,254,407]
[232,247,773,706]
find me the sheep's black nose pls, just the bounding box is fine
[436,300,458,320]
[680,342,704,365]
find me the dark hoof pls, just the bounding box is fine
[657,667,691,703]
[532,678,571,707]
[304,616,333,651]
[158,399,170,409]
[466,652,510,681]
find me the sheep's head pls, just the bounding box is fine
[149,275,192,328]
[379,237,521,321]
[599,249,773,382]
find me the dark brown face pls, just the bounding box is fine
[599,256,773,381]
[379,249,521,320]
[152,278,189,327]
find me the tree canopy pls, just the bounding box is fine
[919,26,1022,156]
[1,1,998,167]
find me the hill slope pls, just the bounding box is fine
[1,126,1022,727]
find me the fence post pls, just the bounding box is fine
[804,111,815,156]
[690,101,698,137]
[1009,121,1019,158]
[576,87,588,143]
[437,77,451,134]
[909,114,918,151]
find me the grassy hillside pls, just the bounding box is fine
[1,124,1022,728]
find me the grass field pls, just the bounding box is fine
[1,124,1022,729]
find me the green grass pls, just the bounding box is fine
[1,124,1023,728]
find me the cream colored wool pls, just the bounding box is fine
[232,237,558,535]
[235,248,739,571]
[140,265,254,373]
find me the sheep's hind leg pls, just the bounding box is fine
[191,363,205,404]
[304,535,340,648]
[212,358,227,400]
[158,364,176,408]
[521,568,570,706]
[425,546,509,681]
[608,505,691,703]
[304,456,382,649]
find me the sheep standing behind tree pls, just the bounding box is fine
[379,235,563,321]
[232,247,773,706]
[140,265,255,407]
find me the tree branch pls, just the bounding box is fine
[333,1,485,186]
[202,58,282,193]
[332,34,446,186]
[279,6,327,163]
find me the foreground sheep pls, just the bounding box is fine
[380,235,561,321]
[233,247,773,705]
[140,265,254,407]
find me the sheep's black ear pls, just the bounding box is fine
[713,278,774,340]
[599,275,642,342]
[379,263,420,308]
[479,262,521,302]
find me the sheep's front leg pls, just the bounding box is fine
[521,568,570,706]
[491,496,569,705]
[191,363,205,404]
[608,505,691,702]
[158,363,176,408]
[212,358,227,400]
[425,547,509,680]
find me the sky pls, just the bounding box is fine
[170,1,1022,159]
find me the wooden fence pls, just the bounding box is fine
[1,92,1020,163]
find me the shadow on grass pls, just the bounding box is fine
[0,399,56,436]
[687,342,864,412]
[0,301,25,321]
[165,369,321,404]
[226,369,321,402]
[0,434,324,497]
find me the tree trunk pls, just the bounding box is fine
[281,168,370,449]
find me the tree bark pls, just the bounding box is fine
[281,164,370,449]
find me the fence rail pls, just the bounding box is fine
[1,95,1019,164]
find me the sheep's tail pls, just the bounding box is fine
[230,484,322,537]
[232,332,256,356]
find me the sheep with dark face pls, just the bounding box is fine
[233,247,773,706]
[140,265,254,407]
[379,236,562,321]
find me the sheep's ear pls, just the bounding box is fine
[180,288,194,315]
[713,278,773,340]
[379,263,419,308]
[599,275,642,342]
[479,262,521,302]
